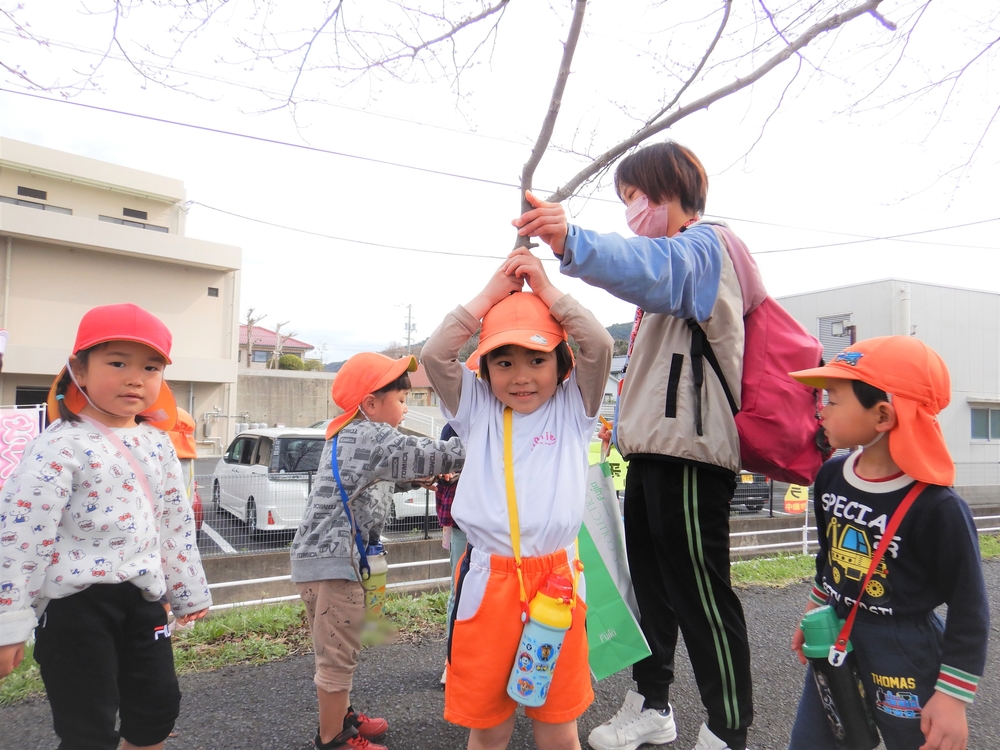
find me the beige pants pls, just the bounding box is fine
[297,579,365,692]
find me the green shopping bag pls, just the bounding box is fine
[578,461,651,681]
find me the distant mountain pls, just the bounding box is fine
[606,322,631,341]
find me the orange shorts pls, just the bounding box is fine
[444,545,593,729]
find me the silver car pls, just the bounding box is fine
[212,428,326,534]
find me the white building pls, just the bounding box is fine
[0,137,242,454]
[778,279,1000,501]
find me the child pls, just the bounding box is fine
[290,352,465,750]
[422,248,614,750]
[787,336,989,750]
[0,303,211,750]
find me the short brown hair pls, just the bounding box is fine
[614,141,708,215]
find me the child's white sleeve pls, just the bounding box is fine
[157,442,212,614]
[422,305,481,417]
[0,441,74,646]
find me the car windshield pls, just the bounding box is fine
[274,437,325,473]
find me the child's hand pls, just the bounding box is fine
[505,247,552,293]
[0,642,25,679]
[513,191,568,258]
[176,608,208,626]
[790,601,822,665]
[466,263,523,319]
[920,691,968,750]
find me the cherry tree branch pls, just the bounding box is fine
[514,0,587,249]
[545,0,887,203]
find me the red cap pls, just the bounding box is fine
[790,336,954,486]
[326,352,418,439]
[540,573,574,601]
[74,303,172,363]
[47,303,178,431]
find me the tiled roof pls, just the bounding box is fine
[240,325,314,352]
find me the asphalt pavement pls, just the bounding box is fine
[3,561,997,750]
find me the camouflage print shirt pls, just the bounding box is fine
[290,418,464,583]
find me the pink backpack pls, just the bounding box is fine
[691,224,827,485]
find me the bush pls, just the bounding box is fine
[278,354,305,370]
[303,358,325,371]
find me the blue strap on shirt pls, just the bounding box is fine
[331,435,370,578]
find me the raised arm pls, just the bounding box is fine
[422,264,522,416]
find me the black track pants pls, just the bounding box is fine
[624,458,754,750]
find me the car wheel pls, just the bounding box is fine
[212,480,221,510]
[246,497,260,540]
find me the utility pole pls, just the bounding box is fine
[403,304,417,354]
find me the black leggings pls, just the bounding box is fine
[34,583,181,750]
[625,458,753,750]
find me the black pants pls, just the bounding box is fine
[34,583,181,750]
[625,458,753,750]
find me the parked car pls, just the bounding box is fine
[733,471,771,513]
[390,487,438,528]
[212,428,326,534]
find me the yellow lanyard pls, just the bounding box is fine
[503,407,581,623]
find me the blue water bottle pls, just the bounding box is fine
[506,573,574,707]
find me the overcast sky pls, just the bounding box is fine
[1,1,997,360]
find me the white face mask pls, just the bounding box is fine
[624,194,670,238]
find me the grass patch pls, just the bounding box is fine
[732,554,815,588]
[6,536,998,706]
[0,643,44,706]
[979,533,1000,559]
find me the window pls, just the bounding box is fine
[17,186,47,200]
[0,195,72,214]
[123,207,148,220]
[275,437,324,473]
[98,215,168,232]
[254,438,273,467]
[970,407,1000,440]
[239,438,257,465]
[208,287,219,297]
[252,350,269,363]
[14,387,50,407]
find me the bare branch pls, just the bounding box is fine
[546,0,887,203]
[514,0,587,249]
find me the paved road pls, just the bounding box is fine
[4,560,997,750]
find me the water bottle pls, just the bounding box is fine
[800,606,880,750]
[361,542,389,619]
[506,573,574,707]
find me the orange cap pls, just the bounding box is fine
[471,292,567,362]
[790,336,953,486]
[47,303,178,431]
[326,352,418,439]
[168,408,199,459]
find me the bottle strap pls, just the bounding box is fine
[330,435,370,578]
[829,480,926,665]
[502,407,580,623]
[79,415,157,518]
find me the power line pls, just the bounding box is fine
[3,88,999,254]
[752,216,1000,254]
[0,87,527,191]
[190,201,515,260]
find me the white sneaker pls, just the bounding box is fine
[692,723,739,750]
[588,690,677,750]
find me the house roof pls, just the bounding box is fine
[409,363,432,388]
[240,325,314,352]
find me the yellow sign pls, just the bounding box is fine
[588,442,628,491]
[784,484,808,514]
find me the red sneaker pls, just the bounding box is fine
[314,726,387,750]
[345,706,389,740]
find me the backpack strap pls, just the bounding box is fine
[686,320,739,437]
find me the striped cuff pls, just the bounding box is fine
[807,584,827,607]
[936,665,980,703]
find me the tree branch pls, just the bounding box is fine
[546,0,886,203]
[514,0,587,248]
